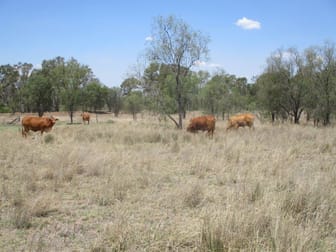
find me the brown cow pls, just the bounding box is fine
[187,115,216,138]
[22,116,58,138]
[81,112,90,125]
[226,113,255,130]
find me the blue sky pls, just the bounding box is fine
[1,0,335,86]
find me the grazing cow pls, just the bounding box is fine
[22,116,58,138]
[226,113,255,130]
[187,115,216,138]
[81,112,90,125]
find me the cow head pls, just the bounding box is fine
[186,124,196,132]
[49,116,59,126]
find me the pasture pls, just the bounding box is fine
[0,112,335,251]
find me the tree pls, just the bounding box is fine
[105,87,123,117]
[120,77,141,95]
[124,91,143,120]
[141,62,176,115]
[22,69,53,116]
[15,62,33,113]
[61,58,93,123]
[201,74,228,116]
[255,72,283,122]
[201,71,239,119]
[308,42,336,125]
[81,80,107,122]
[258,48,308,124]
[182,70,205,112]
[188,70,210,111]
[146,15,210,128]
[82,80,106,111]
[0,64,19,112]
[41,57,66,112]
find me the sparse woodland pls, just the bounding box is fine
[0,112,335,251]
[1,15,335,251]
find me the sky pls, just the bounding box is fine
[1,0,335,87]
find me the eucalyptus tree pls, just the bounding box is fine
[124,91,144,120]
[255,72,283,122]
[0,64,19,112]
[15,62,33,112]
[0,63,33,113]
[182,70,206,112]
[201,71,241,119]
[259,48,308,123]
[307,42,336,125]
[41,56,66,111]
[120,77,141,96]
[22,69,53,116]
[185,70,210,111]
[81,80,107,122]
[146,15,210,128]
[61,58,93,123]
[201,73,228,116]
[105,87,123,117]
[141,62,176,116]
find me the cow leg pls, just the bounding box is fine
[22,128,27,138]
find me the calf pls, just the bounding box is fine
[81,112,90,125]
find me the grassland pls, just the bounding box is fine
[0,112,335,251]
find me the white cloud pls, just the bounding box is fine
[235,17,261,30]
[208,63,222,68]
[145,36,153,41]
[194,60,206,67]
[193,61,222,69]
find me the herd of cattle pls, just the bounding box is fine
[20,112,255,138]
[187,113,255,138]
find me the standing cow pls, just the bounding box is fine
[81,112,90,125]
[226,113,255,130]
[187,115,216,138]
[22,115,58,138]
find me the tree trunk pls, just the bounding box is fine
[69,105,74,124]
[294,116,300,124]
[323,112,330,126]
[176,74,183,129]
[70,111,73,124]
[38,104,44,117]
[271,112,275,123]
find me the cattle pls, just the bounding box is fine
[187,115,216,138]
[22,116,58,138]
[226,113,255,130]
[81,112,90,125]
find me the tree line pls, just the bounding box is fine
[1,16,335,127]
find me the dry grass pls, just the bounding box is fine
[0,112,335,251]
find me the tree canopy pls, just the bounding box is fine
[146,15,210,128]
